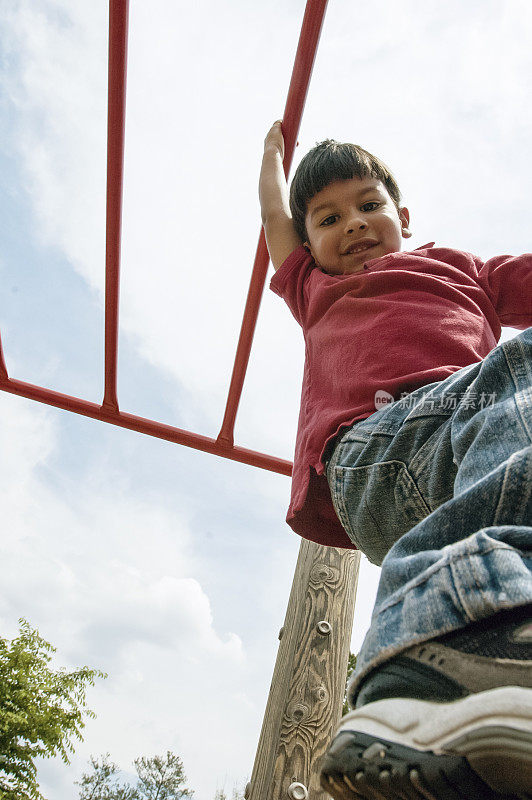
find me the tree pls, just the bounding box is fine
[134,751,193,799]
[0,619,105,800]
[342,651,357,716]
[78,752,194,800]
[76,754,139,799]
[213,784,246,799]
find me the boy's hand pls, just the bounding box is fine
[259,120,302,270]
[264,120,285,160]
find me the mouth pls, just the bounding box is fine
[342,240,379,256]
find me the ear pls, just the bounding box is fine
[303,240,318,262]
[399,207,412,239]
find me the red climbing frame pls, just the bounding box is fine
[0,0,329,477]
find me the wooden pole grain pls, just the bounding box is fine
[246,541,360,799]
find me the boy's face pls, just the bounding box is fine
[304,176,411,275]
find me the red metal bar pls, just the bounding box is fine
[102,0,129,412]
[216,0,328,447]
[0,375,292,476]
[0,0,329,477]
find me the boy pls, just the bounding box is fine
[260,120,532,799]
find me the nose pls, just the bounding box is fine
[345,211,368,234]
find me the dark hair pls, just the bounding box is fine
[289,140,402,241]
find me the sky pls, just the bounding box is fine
[0,0,529,797]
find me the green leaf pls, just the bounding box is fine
[0,619,106,800]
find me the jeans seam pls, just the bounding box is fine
[494,452,516,525]
[376,539,514,616]
[504,336,532,441]
[333,461,431,559]
[396,463,433,518]
[332,466,354,542]
[450,550,484,621]
[516,392,532,443]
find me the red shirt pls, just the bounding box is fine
[270,243,532,548]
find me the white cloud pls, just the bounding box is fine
[0,393,54,509]
[2,0,108,270]
[0,392,255,798]
[0,394,242,660]
[2,1,531,797]
[1,0,302,434]
[6,0,530,449]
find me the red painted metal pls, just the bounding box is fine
[216,0,328,447]
[0,375,293,476]
[0,0,329,478]
[103,0,129,413]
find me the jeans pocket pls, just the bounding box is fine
[332,461,431,565]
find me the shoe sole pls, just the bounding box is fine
[320,686,532,799]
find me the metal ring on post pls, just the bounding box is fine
[316,620,332,635]
[287,782,308,800]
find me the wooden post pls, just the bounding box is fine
[247,540,360,799]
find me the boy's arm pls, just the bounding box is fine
[259,121,303,271]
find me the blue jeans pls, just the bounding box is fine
[326,328,532,699]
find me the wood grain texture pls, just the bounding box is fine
[248,540,361,799]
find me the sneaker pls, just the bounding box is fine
[320,605,532,799]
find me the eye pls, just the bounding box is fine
[361,201,380,212]
[320,214,338,226]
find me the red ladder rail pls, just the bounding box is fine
[102,0,129,413]
[0,0,329,477]
[216,0,328,447]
